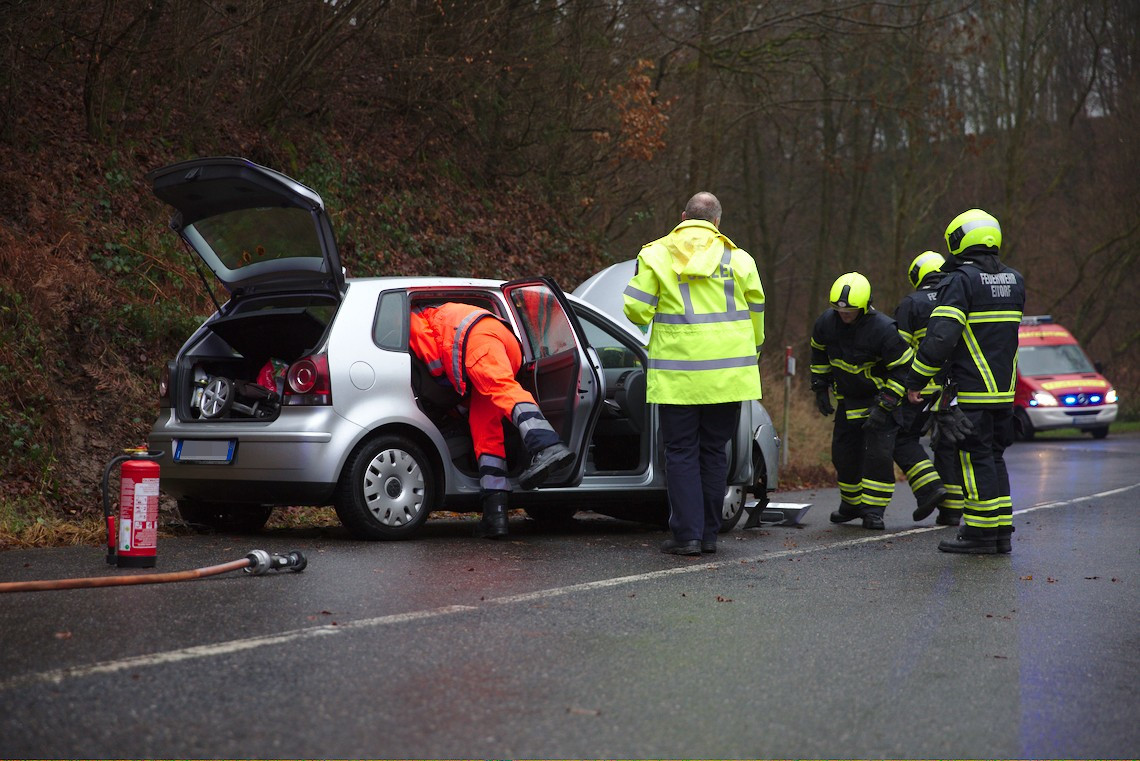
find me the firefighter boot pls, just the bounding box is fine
[938,524,997,554]
[936,508,962,526]
[996,525,1015,554]
[912,485,948,522]
[829,502,862,524]
[474,492,510,539]
[861,510,885,530]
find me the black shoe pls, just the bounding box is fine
[938,530,997,555]
[830,507,861,524]
[473,493,509,539]
[474,514,508,539]
[996,526,1014,554]
[912,486,948,522]
[862,513,885,530]
[935,510,962,527]
[518,443,574,490]
[701,540,717,554]
[660,538,701,556]
[742,505,764,530]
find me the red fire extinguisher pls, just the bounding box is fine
[102,447,164,568]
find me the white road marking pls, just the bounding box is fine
[4,482,1137,690]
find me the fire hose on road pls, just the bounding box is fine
[0,549,307,594]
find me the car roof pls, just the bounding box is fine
[570,259,647,344]
[343,274,647,343]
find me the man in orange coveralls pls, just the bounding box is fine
[409,302,574,539]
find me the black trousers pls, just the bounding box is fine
[933,424,964,516]
[659,402,740,543]
[940,407,1015,532]
[832,400,897,517]
[894,403,944,505]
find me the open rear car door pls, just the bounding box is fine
[503,278,602,487]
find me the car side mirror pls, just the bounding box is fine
[1094,360,1105,374]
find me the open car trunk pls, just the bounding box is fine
[175,294,338,422]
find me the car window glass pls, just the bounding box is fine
[375,291,408,350]
[509,285,576,358]
[185,207,324,275]
[1018,344,1096,376]
[577,311,644,370]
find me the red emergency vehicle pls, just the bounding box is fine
[1015,316,1117,440]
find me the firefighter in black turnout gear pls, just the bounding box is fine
[893,251,956,525]
[905,209,1025,554]
[811,272,915,530]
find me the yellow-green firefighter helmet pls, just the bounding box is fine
[908,250,946,289]
[945,208,1001,256]
[829,272,872,311]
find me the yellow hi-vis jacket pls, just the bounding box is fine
[623,219,765,404]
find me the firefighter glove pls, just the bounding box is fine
[863,404,893,431]
[813,386,834,416]
[877,390,901,411]
[934,406,974,446]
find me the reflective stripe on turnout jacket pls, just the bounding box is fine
[905,255,1025,407]
[810,309,913,419]
[894,273,944,395]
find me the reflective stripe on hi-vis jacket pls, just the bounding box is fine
[623,220,764,405]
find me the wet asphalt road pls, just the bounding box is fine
[1,433,1137,759]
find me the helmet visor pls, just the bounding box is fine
[947,225,966,253]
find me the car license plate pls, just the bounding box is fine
[174,439,236,463]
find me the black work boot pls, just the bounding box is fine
[829,503,862,524]
[938,524,997,554]
[474,492,510,539]
[936,508,962,526]
[912,485,948,522]
[862,511,885,530]
[518,442,574,490]
[996,525,1015,554]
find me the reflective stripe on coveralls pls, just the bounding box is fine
[410,304,560,487]
[462,318,558,462]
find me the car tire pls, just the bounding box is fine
[1089,425,1109,439]
[1014,409,1035,441]
[719,446,768,533]
[178,499,273,533]
[334,434,438,540]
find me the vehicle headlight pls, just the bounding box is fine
[1106,388,1117,404]
[1030,391,1058,407]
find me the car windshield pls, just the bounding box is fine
[1018,344,1095,376]
[184,206,324,277]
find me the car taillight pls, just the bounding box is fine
[284,354,332,406]
[158,361,174,406]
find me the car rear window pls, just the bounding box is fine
[186,207,323,274]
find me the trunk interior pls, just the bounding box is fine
[176,294,338,422]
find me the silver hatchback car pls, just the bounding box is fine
[147,157,780,539]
